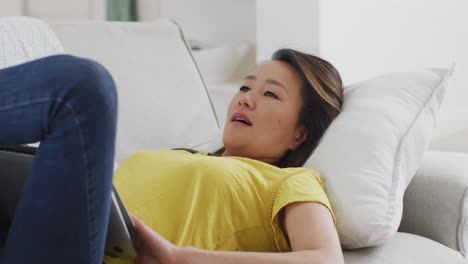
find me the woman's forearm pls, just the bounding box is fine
[129,214,344,264]
[181,247,342,264]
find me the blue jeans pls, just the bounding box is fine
[0,55,117,264]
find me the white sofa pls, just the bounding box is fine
[1,18,467,263]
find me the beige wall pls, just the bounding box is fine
[0,1,24,16]
[0,0,106,21]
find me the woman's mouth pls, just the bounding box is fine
[231,112,252,126]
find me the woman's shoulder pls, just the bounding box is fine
[281,167,323,183]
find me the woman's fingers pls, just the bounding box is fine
[129,214,176,263]
[130,215,164,249]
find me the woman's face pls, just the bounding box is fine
[222,61,308,164]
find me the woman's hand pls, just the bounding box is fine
[130,214,188,264]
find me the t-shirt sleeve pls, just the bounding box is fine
[270,170,335,252]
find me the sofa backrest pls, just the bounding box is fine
[50,20,220,163]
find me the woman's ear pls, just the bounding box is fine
[289,127,308,150]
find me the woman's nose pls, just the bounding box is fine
[238,92,256,109]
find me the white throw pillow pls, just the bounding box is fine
[304,67,453,248]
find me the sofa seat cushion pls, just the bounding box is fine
[343,232,465,264]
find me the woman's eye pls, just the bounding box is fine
[239,86,250,92]
[264,91,278,99]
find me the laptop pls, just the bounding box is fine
[0,145,138,259]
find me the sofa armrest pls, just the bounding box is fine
[399,150,468,254]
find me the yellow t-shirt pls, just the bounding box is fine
[104,149,333,263]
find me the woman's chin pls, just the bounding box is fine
[222,134,249,151]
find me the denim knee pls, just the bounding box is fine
[53,55,118,119]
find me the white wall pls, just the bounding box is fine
[256,0,319,63]
[318,0,468,148]
[157,0,256,46]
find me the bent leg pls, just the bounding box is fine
[0,55,117,264]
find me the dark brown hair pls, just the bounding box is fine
[271,48,343,167]
[180,49,344,168]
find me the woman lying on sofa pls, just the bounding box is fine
[0,49,344,264]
